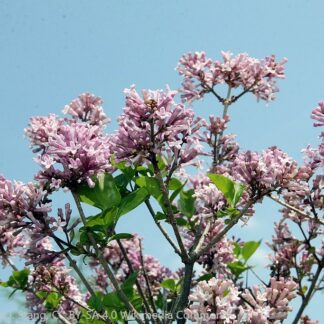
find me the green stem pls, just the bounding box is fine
[292,260,323,324]
[53,236,96,297]
[144,199,181,256]
[172,262,194,323]
[116,236,159,324]
[153,168,189,262]
[72,192,145,324]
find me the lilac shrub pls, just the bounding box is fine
[0,51,322,324]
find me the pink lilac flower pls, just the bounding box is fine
[301,315,319,324]
[241,277,298,323]
[190,174,227,216]
[109,85,204,168]
[28,263,85,319]
[177,51,287,102]
[0,226,25,264]
[185,277,240,323]
[25,97,113,189]
[267,219,320,278]
[176,52,214,102]
[200,115,240,163]
[25,235,63,266]
[0,175,49,226]
[231,147,298,197]
[26,237,85,319]
[63,93,110,127]
[267,221,300,275]
[302,145,323,172]
[34,122,112,188]
[311,102,324,127]
[206,115,230,136]
[25,114,65,151]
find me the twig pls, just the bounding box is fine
[52,283,111,323]
[52,236,96,297]
[231,83,256,104]
[148,117,189,262]
[213,86,232,168]
[193,200,254,260]
[292,259,323,324]
[208,87,224,103]
[144,199,181,257]
[115,236,159,324]
[153,169,189,262]
[192,221,211,255]
[72,192,144,324]
[268,194,324,225]
[0,243,18,271]
[250,267,267,286]
[138,239,159,318]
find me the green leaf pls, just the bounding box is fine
[156,212,167,221]
[178,189,196,217]
[85,208,119,231]
[116,161,136,180]
[44,292,61,310]
[108,233,134,242]
[122,271,139,297]
[169,179,187,202]
[114,173,130,188]
[175,217,188,226]
[36,291,62,311]
[227,261,249,277]
[79,230,105,245]
[135,176,161,199]
[232,242,241,257]
[241,240,261,262]
[13,269,29,289]
[88,292,104,312]
[160,279,176,292]
[1,269,30,289]
[118,188,149,217]
[102,292,125,311]
[156,155,167,171]
[197,273,214,282]
[76,173,121,211]
[208,174,244,208]
[167,178,183,190]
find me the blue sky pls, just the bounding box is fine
[0,0,323,322]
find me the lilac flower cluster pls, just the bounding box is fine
[191,174,227,216]
[241,277,298,323]
[200,115,240,164]
[34,122,112,188]
[109,86,204,168]
[311,101,324,128]
[25,94,113,189]
[231,147,298,197]
[301,315,319,324]
[185,277,241,323]
[177,51,287,102]
[0,176,49,226]
[63,93,110,127]
[186,276,297,323]
[27,263,85,318]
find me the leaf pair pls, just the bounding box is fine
[76,173,149,233]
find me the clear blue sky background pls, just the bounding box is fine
[0,0,323,322]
